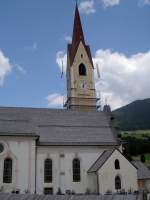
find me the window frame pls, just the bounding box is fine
[3,158,13,183]
[115,159,120,170]
[115,175,121,190]
[44,158,53,183]
[72,158,81,182]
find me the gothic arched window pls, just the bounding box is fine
[73,158,81,182]
[79,63,86,76]
[3,158,12,183]
[115,159,120,170]
[44,158,52,183]
[115,176,121,190]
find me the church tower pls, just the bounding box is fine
[65,5,97,110]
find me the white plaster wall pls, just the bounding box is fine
[36,146,108,194]
[87,173,98,193]
[1,137,135,195]
[0,137,36,194]
[98,149,138,194]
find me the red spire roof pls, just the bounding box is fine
[72,5,85,46]
[68,5,93,68]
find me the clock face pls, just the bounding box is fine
[78,80,89,93]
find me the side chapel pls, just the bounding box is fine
[0,5,138,195]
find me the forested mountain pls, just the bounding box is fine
[113,98,150,131]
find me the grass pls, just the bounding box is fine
[145,154,150,166]
[145,153,150,160]
[122,130,150,139]
[122,130,150,167]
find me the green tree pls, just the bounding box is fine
[140,154,146,163]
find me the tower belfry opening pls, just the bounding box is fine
[65,5,97,111]
[79,63,86,76]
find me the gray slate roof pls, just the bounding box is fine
[0,120,36,136]
[132,161,150,180]
[0,194,138,200]
[88,149,114,173]
[0,107,118,146]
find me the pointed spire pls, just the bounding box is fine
[68,4,93,68]
[72,4,85,46]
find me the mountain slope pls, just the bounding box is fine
[113,98,150,131]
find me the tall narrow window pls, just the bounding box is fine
[115,159,120,170]
[73,158,80,182]
[3,158,12,183]
[115,176,121,190]
[44,159,52,183]
[79,63,86,76]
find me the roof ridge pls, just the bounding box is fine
[38,125,111,128]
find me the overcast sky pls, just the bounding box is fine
[0,0,150,110]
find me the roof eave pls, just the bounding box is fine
[0,133,39,139]
[37,142,119,147]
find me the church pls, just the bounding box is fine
[0,5,139,195]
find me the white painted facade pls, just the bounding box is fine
[0,137,139,195]
[97,149,138,194]
[36,146,105,194]
[0,136,36,194]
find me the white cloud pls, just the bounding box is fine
[93,49,150,110]
[46,51,66,108]
[56,51,67,73]
[79,0,96,14]
[138,0,150,7]
[47,93,64,108]
[55,49,150,110]
[0,49,12,85]
[145,0,150,4]
[64,35,72,43]
[101,0,120,8]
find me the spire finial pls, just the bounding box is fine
[75,0,78,6]
[72,0,84,46]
